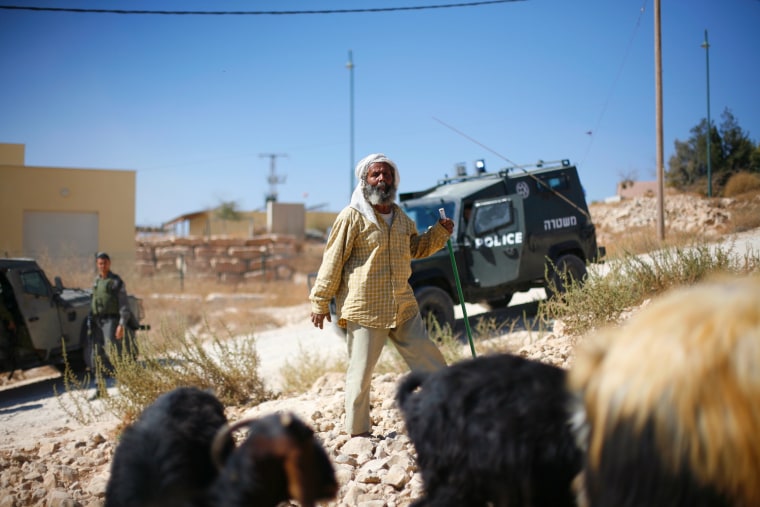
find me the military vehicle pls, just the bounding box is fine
[0,258,147,375]
[309,159,604,334]
[399,158,605,330]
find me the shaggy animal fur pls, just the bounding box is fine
[105,389,337,507]
[569,276,760,507]
[105,386,234,507]
[207,412,338,507]
[396,353,582,507]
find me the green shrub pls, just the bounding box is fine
[541,241,760,336]
[58,317,276,427]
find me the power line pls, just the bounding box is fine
[579,0,648,166]
[0,0,526,16]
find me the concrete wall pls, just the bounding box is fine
[0,143,25,165]
[136,234,300,284]
[0,143,136,265]
[267,202,305,240]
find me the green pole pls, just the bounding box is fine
[701,30,712,198]
[347,50,355,200]
[440,208,476,357]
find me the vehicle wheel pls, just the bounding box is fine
[414,286,455,333]
[485,292,514,310]
[546,254,587,299]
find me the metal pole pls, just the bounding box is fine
[347,50,355,199]
[702,30,712,198]
[439,208,476,357]
[654,0,665,240]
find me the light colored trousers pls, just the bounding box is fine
[345,313,447,435]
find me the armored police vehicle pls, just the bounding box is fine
[400,159,605,330]
[0,258,146,375]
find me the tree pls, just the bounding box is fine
[667,108,758,192]
[751,144,760,173]
[719,109,755,175]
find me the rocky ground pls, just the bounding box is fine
[589,191,735,245]
[1,192,757,507]
[0,330,573,507]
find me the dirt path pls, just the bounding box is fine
[0,303,346,450]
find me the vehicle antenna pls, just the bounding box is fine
[432,117,591,221]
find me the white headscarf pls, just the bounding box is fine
[349,153,400,227]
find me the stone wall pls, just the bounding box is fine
[135,233,300,284]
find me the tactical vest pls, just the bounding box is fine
[92,275,120,317]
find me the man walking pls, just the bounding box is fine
[309,153,454,437]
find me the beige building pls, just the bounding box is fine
[163,205,338,239]
[617,180,658,199]
[0,143,136,266]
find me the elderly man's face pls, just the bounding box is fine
[364,162,396,206]
[367,163,394,188]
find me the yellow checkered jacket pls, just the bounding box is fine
[310,204,450,329]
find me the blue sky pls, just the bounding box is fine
[2,0,758,227]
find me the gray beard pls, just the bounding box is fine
[362,181,396,206]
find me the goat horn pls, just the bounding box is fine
[210,417,258,470]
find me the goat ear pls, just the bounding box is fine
[283,440,312,506]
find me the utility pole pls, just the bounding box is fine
[259,153,287,204]
[702,29,712,198]
[654,0,665,241]
[347,50,355,200]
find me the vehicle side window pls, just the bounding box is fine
[473,198,513,235]
[20,271,49,297]
[536,173,570,192]
[405,202,456,234]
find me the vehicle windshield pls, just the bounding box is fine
[402,202,455,234]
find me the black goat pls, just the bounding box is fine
[569,277,760,507]
[105,386,234,507]
[105,387,337,507]
[396,353,582,507]
[206,412,338,507]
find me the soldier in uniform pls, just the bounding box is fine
[90,252,133,372]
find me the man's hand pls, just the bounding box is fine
[438,218,454,234]
[115,324,124,340]
[311,312,331,329]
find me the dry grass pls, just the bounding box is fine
[279,344,347,396]
[724,171,760,197]
[599,226,702,258]
[541,241,760,337]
